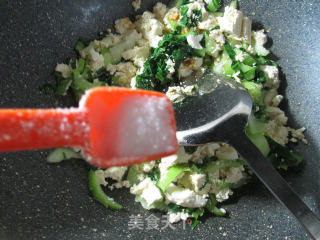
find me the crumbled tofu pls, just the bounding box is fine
[265,120,289,145]
[235,51,245,62]
[79,43,104,71]
[288,127,308,144]
[210,181,233,202]
[207,30,225,56]
[107,62,137,87]
[115,17,136,34]
[165,85,196,102]
[95,169,108,186]
[252,30,267,46]
[55,63,71,78]
[198,13,218,30]
[104,166,128,182]
[191,143,221,163]
[186,1,207,16]
[135,11,164,48]
[122,45,150,68]
[132,0,141,11]
[163,7,181,30]
[141,161,156,172]
[168,211,191,223]
[218,6,243,36]
[216,144,238,160]
[272,95,283,107]
[225,166,245,184]
[189,173,207,192]
[130,178,163,206]
[165,184,208,208]
[99,33,122,48]
[153,2,168,21]
[260,65,280,89]
[159,147,192,179]
[264,88,278,106]
[187,34,203,49]
[166,58,175,79]
[178,57,203,78]
[265,106,288,125]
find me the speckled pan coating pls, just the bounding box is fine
[0,0,319,239]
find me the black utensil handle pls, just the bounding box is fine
[229,134,320,240]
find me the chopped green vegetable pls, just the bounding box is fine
[205,194,226,216]
[206,0,221,12]
[47,148,83,163]
[204,159,245,172]
[127,167,139,186]
[241,81,262,104]
[267,137,302,169]
[230,0,238,9]
[157,164,190,191]
[89,169,123,210]
[136,32,194,91]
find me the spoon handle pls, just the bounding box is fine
[230,134,320,240]
[0,109,87,152]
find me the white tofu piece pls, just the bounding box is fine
[140,184,163,206]
[260,65,280,89]
[189,173,207,192]
[271,95,284,107]
[55,64,71,78]
[241,17,252,43]
[79,43,104,71]
[264,89,278,106]
[207,29,225,57]
[114,17,136,34]
[186,1,207,16]
[265,120,289,145]
[130,177,163,206]
[288,127,308,144]
[198,13,218,30]
[95,169,108,186]
[142,161,156,172]
[135,11,164,48]
[99,33,122,48]
[153,2,168,21]
[166,58,175,79]
[217,6,243,36]
[225,166,245,184]
[178,57,203,78]
[216,144,238,160]
[165,184,208,208]
[132,0,141,11]
[209,180,233,202]
[168,211,191,223]
[265,106,288,125]
[107,61,137,87]
[122,45,150,68]
[187,34,203,49]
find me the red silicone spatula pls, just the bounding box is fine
[0,87,178,168]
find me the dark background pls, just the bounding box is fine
[0,0,319,239]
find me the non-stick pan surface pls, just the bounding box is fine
[0,0,319,239]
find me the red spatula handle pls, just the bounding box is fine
[0,109,88,152]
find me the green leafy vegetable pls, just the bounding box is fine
[136,32,194,91]
[206,0,221,12]
[205,194,226,216]
[47,148,83,163]
[157,164,190,191]
[267,137,302,169]
[89,169,123,210]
